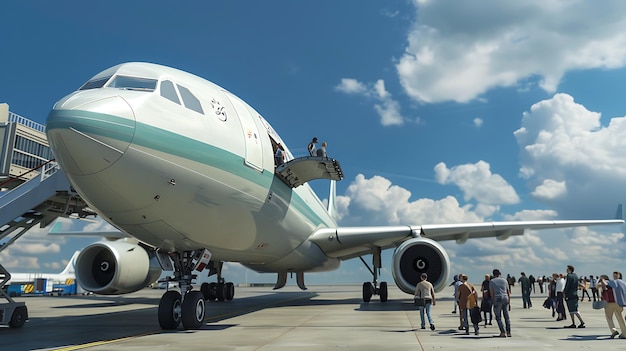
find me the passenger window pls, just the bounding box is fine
[177,85,204,114]
[160,80,180,105]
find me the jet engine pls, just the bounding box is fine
[391,237,450,294]
[75,240,162,295]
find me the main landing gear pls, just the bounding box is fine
[157,251,207,330]
[200,261,235,302]
[360,248,388,303]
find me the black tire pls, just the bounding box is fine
[158,291,182,330]
[362,282,373,303]
[9,306,27,328]
[200,282,211,301]
[216,283,226,302]
[225,282,235,301]
[207,282,217,301]
[379,282,388,302]
[181,291,205,330]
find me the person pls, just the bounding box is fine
[519,272,532,308]
[307,137,318,156]
[579,277,591,302]
[563,265,585,328]
[548,274,557,318]
[555,273,566,321]
[414,273,436,331]
[589,275,599,302]
[274,143,285,166]
[490,269,511,338]
[597,273,626,339]
[538,275,544,294]
[450,275,460,314]
[529,274,536,294]
[316,142,327,157]
[481,274,493,326]
[454,273,465,328]
[457,274,480,335]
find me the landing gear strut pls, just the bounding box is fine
[360,247,388,303]
[157,250,206,330]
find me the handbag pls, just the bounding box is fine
[414,297,426,307]
[593,300,607,310]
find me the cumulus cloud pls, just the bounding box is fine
[514,93,626,218]
[532,179,567,200]
[335,78,407,126]
[398,1,626,103]
[335,174,484,226]
[434,161,520,205]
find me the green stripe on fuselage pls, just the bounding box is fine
[47,109,330,227]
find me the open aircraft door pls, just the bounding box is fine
[224,91,264,172]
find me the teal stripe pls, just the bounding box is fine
[46,109,329,226]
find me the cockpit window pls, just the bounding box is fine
[79,76,112,90]
[108,76,157,91]
[177,85,204,114]
[160,80,180,104]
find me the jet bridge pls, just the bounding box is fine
[275,156,344,188]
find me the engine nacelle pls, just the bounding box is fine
[391,237,450,294]
[76,240,162,295]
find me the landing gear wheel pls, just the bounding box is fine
[200,282,212,301]
[362,282,373,303]
[225,282,235,301]
[216,283,226,301]
[158,291,182,330]
[9,306,27,328]
[181,291,206,330]
[379,282,388,302]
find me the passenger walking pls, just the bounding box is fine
[481,274,493,326]
[590,275,599,302]
[414,273,436,331]
[597,273,626,339]
[564,265,585,328]
[490,269,511,338]
[458,274,480,335]
[519,272,532,308]
[555,273,566,321]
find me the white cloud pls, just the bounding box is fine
[532,179,567,200]
[473,118,483,127]
[335,78,368,95]
[514,93,626,218]
[434,161,520,205]
[335,78,406,126]
[398,1,626,103]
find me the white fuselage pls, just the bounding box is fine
[46,63,340,273]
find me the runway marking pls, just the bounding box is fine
[405,310,426,351]
[51,292,317,351]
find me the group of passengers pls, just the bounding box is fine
[273,137,329,167]
[414,265,626,340]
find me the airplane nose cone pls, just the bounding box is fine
[46,95,136,176]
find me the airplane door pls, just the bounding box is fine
[224,92,264,172]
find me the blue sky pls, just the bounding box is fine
[2,1,626,287]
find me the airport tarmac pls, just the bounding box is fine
[3,284,626,351]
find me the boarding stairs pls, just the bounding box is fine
[275,156,344,188]
[0,161,90,327]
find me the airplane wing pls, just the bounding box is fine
[309,219,624,260]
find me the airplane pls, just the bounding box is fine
[44,62,624,330]
[5,250,79,285]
